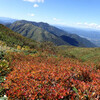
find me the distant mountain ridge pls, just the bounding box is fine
[6,20,96,47]
[0,17,17,24]
[6,21,68,46]
[56,25,100,47]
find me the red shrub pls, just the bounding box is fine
[3,55,100,100]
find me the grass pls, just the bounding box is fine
[58,46,100,64]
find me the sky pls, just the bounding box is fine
[0,0,100,29]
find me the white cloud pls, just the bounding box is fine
[28,13,35,16]
[53,18,60,21]
[76,22,82,25]
[55,22,68,26]
[76,22,100,30]
[52,18,69,26]
[23,0,44,3]
[33,4,39,7]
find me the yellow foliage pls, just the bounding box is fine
[32,52,39,57]
[21,47,25,51]
[17,45,21,50]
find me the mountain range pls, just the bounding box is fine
[0,17,97,47]
[56,25,100,46]
[5,20,96,47]
[0,17,17,24]
[6,21,69,46]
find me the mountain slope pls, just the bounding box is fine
[31,22,96,47]
[56,25,100,47]
[6,20,96,47]
[6,21,69,46]
[0,24,37,48]
[60,35,83,46]
[10,20,70,36]
[64,34,96,47]
[28,21,96,47]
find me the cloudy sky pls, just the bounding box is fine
[0,0,100,29]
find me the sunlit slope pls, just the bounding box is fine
[59,45,100,63]
[0,24,37,48]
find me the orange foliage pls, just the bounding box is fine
[3,54,100,100]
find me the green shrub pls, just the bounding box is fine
[0,59,9,98]
[0,51,5,60]
[0,60,10,76]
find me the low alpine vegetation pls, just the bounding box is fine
[2,53,100,100]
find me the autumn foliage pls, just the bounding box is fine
[3,54,100,100]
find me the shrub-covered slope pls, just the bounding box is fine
[2,53,100,100]
[0,24,37,48]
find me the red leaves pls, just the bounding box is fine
[3,55,100,100]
